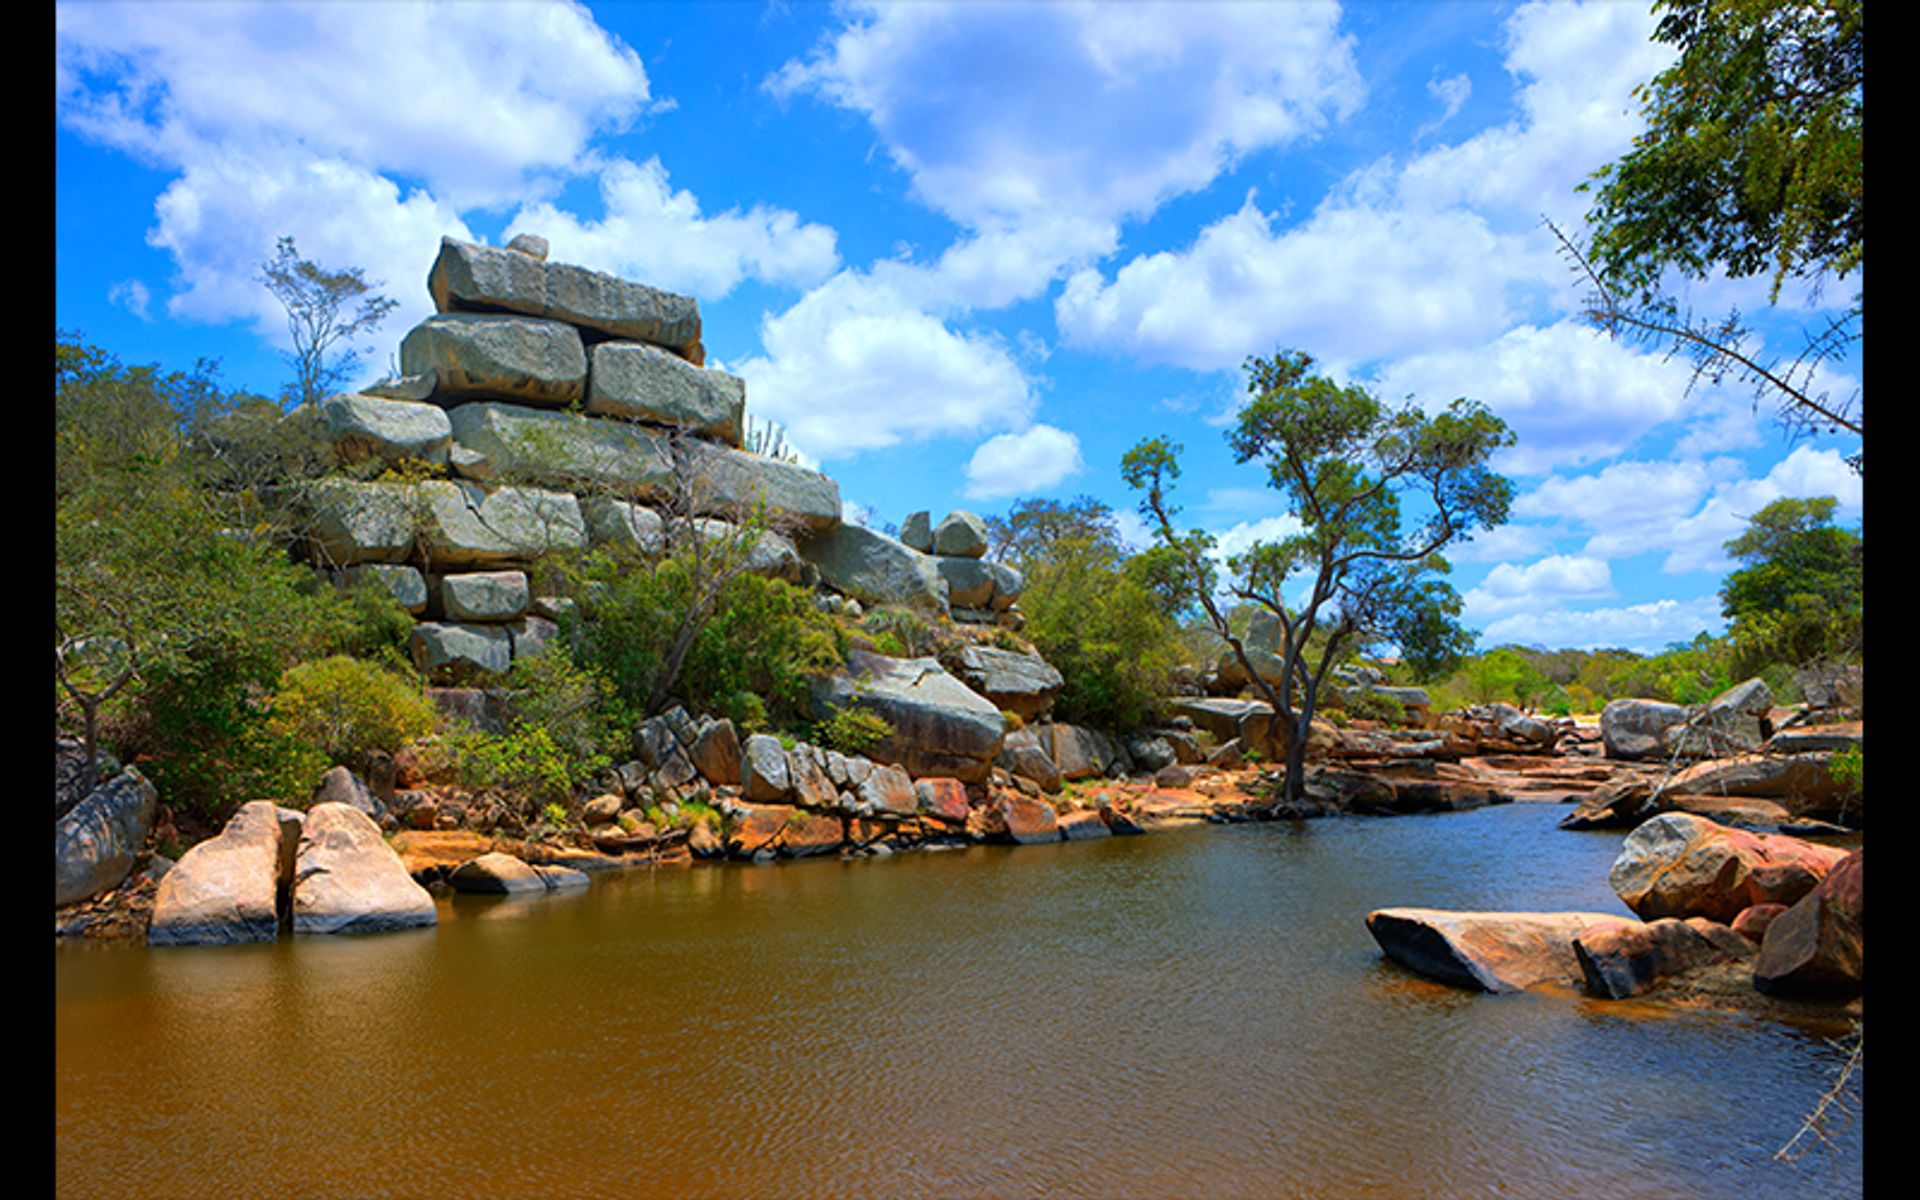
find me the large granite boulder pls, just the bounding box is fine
[320,392,452,468]
[586,341,743,446]
[401,312,587,408]
[581,495,666,555]
[290,803,438,935]
[932,510,990,558]
[294,478,423,565]
[310,766,382,819]
[1039,724,1125,781]
[995,728,1064,793]
[899,510,933,552]
[740,734,793,803]
[936,557,999,609]
[54,767,158,907]
[436,571,530,623]
[409,622,513,683]
[1366,908,1631,993]
[1665,678,1773,759]
[1608,813,1849,922]
[956,645,1063,722]
[428,236,703,361]
[813,650,1006,783]
[449,851,588,894]
[798,524,947,613]
[149,802,302,946]
[1753,848,1863,997]
[1600,699,1693,760]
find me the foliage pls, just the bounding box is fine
[56,335,370,817]
[1019,536,1186,731]
[1583,0,1862,300]
[986,495,1124,565]
[1462,648,1551,708]
[451,725,579,810]
[558,546,844,729]
[1563,0,1863,460]
[1718,495,1862,675]
[815,705,895,755]
[267,655,437,772]
[260,235,400,408]
[1827,743,1862,798]
[1124,348,1512,803]
[1339,687,1406,726]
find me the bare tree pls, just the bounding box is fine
[260,236,400,408]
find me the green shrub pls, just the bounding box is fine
[268,655,436,770]
[1021,539,1184,730]
[1341,688,1406,725]
[1829,744,1862,797]
[817,704,894,754]
[451,725,578,808]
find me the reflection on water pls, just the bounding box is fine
[56,806,1862,1199]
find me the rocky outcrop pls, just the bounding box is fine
[55,767,158,908]
[401,312,588,409]
[149,802,302,946]
[320,392,452,468]
[290,803,438,934]
[448,851,591,893]
[428,235,703,362]
[1366,908,1630,993]
[812,650,1006,783]
[586,341,743,446]
[1607,813,1848,922]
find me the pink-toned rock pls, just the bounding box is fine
[1731,903,1790,943]
[1608,813,1848,922]
[291,803,438,934]
[857,762,918,818]
[1057,809,1111,841]
[149,801,301,946]
[1754,848,1863,997]
[777,810,846,858]
[725,804,794,857]
[913,777,971,824]
[1572,916,1754,999]
[1097,802,1146,836]
[1366,908,1633,993]
[997,792,1059,844]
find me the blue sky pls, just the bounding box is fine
[55,0,1863,654]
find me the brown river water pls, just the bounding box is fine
[55,804,1863,1199]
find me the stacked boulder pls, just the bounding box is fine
[798,507,1025,624]
[294,235,844,685]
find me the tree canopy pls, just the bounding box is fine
[1718,494,1861,674]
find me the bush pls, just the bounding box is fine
[1341,688,1406,725]
[450,725,578,808]
[268,655,436,770]
[816,705,894,755]
[1020,538,1185,731]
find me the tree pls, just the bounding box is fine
[1557,0,1863,463]
[1124,349,1513,807]
[260,236,400,407]
[1719,494,1861,674]
[986,495,1124,565]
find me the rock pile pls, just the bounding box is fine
[291,237,1029,685]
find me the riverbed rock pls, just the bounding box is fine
[428,235,704,360]
[1607,813,1848,922]
[986,791,1060,844]
[1057,809,1111,841]
[149,802,302,946]
[449,851,582,893]
[54,767,158,908]
[1600,699,1693,761]
[290,803,437,934]
[1572,917,1756,1000]
[1365,908,1632,993]
[1663,753,1853,824]
[1753,849,1863,997]
[813,650,1006,783]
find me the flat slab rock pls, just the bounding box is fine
[1366,907,1633,993]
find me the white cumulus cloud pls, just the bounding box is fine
[963,424,1085,499]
